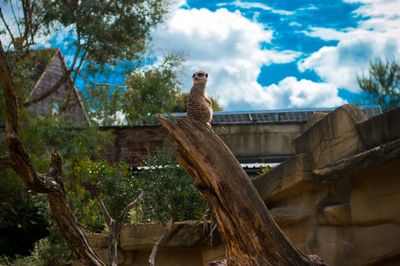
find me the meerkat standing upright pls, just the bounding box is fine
[187,70,213,127]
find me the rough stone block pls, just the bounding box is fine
[252,153,318,202]
[351,162,400,225]
[357,107,400,150]
[294,104,367,169]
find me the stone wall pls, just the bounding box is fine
[87,222,223,266]
[253,105,400,265]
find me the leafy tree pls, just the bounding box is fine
[137,151,207,223]
[84,55,184,125]
[358,58,400,110]
[0,0,169,109]
[172,92,224,113]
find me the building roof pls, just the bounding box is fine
[3,48,90,126]
[165,105,382,126]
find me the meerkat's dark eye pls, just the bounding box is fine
[197,73,204,77]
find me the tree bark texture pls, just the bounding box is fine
[99,192,143,266]
[148,220,174,266]
[0,42,105,266]
[159,118,326,266]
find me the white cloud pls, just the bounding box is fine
[344,0,400,18]
[217,1,294,15]
[261,77,346,109]
[303,27,348,41]
[152,8,301,109]
[299,0,400,91]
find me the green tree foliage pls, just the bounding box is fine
[0,1,209,263]
[2,0,168,65]
[358,58,400,110]
[123,56,183,124]
[69,152,207,231]
[137,151,207,223]
[41,0,167,66]
[84,55,184,125]
[0,113,111,258]
[172,92,224,113]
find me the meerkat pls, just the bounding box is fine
[187,70,213,127]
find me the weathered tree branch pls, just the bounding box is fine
[118,191,144,221]
[149,220,174,266]
[23,38,83,108]
[100,192,144,266]
[159,117,326,266]
[99,200,112,227]
[0,41,105,266]
[0,155,12,169]
[23,71,71,107]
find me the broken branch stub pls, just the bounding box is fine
[159,117,326,266]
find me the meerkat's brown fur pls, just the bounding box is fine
[187,70,213,126]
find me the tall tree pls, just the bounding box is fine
[0,0,169,108]
[0,42,105,265]
[357,58,400,110]
[0,0,171,262]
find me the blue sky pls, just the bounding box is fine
[2,0,400,111]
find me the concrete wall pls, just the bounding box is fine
[109,122,304,167]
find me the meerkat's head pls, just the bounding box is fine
[192,70,208,85]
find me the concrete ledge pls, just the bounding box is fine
[357,107,400,150]
[294,104,367,168]
[119,221,219,251]
[252,153,319,202]
[313,138,400,181]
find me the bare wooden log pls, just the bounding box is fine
[100,192,144,266]
[159,117,326,266]
[0,41,105,266]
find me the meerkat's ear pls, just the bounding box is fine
[206,73,208,78]
[192,73,195,78]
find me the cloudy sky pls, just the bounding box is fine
[1,0,399,111]
[150,0,400,110]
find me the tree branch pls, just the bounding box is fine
[99,200,113,227]
[77,71,127,89]
[99,192,144,266]
[23,38,82,108]
[23,71,71,107]
[10,0,22,37]
[149,220,174,266]
[0,155,12,169]
[0,40,105,266]
[118,191,144,221]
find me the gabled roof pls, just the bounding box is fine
[5,48,90,125]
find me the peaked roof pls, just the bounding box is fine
[5,48,90,125]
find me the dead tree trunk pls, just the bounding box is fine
[0,42,105,266]
[99,192,143,266]
[159,118,326,266]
